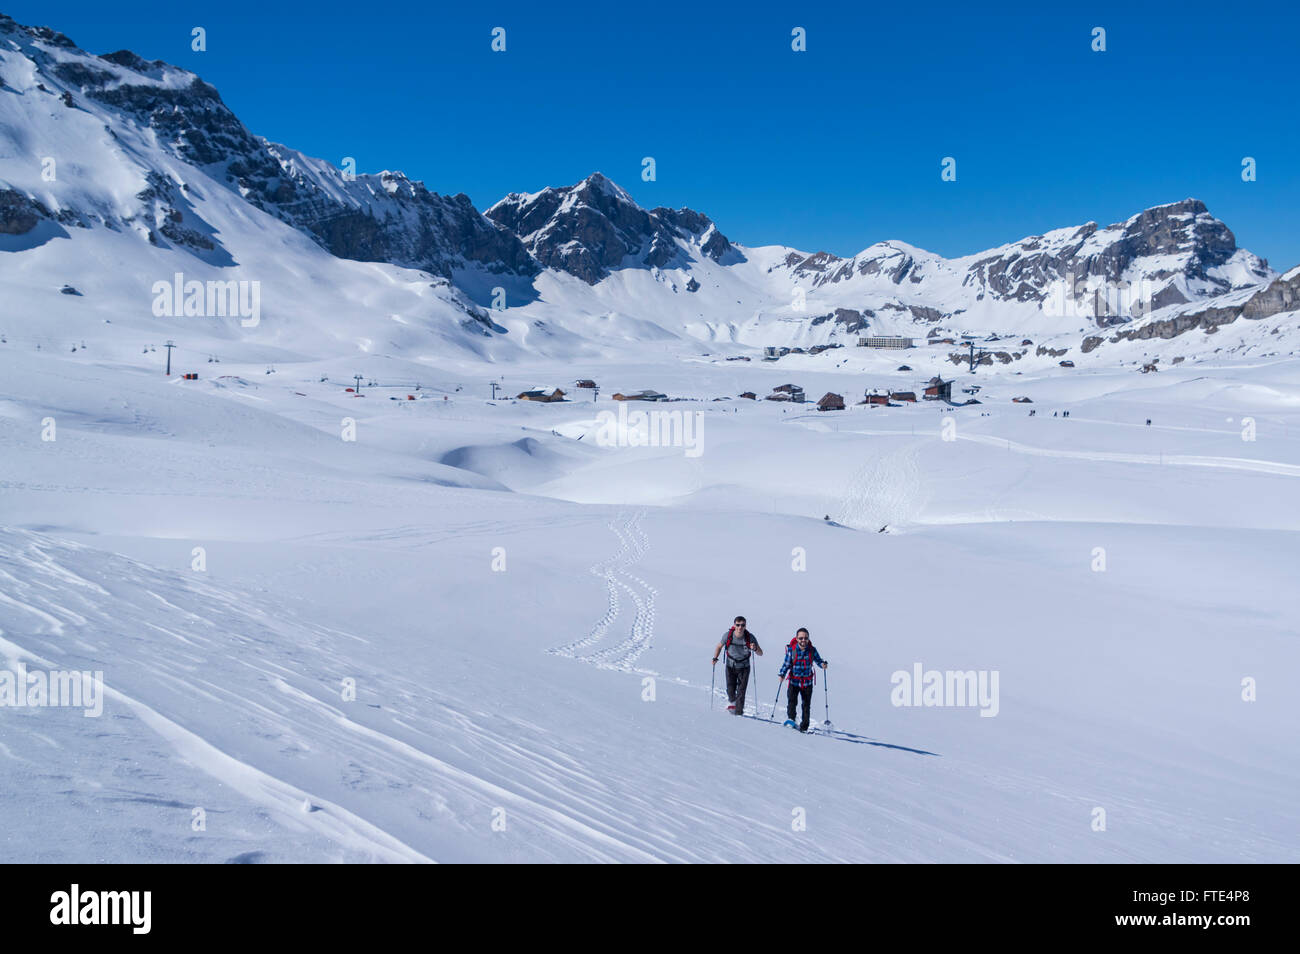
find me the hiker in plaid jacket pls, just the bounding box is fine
[778,628,827,731]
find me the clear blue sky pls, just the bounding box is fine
[9,0,1298,267]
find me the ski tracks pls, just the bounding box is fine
[0,530,669,863]
[545,514,631,659]
[548,510,657,672]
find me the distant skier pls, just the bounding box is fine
[777,628,827,732]
[712,616,763,715]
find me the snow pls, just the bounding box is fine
[2,332,1299,861]
[2,17,1298,863]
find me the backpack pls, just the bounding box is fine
[788,636,818,655]
[787,637,820,678]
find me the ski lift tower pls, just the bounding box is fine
[967,340,989,374]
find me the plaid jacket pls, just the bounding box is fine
[778,639,825,687]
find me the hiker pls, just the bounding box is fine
[777,628,827,732]
[712,616,763,715]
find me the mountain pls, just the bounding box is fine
[486,172,739,284]
[1,10,1297,367]
[782,199,1269,312]
[0,13,535,284]
[742,199,1281,355]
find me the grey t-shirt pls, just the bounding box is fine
[725,628,754,667]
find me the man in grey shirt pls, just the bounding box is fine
[712,616,763,715]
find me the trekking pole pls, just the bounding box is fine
[771,675,785,722]
[710,660,716,710]
[750,655,758,718]
[822,666,832,727]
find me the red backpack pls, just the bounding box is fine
[787,636,819,680]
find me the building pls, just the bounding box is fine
[739,391,757,400]
[890,391,917,403]
[771,384,805,402]
[816,392,845,411]
[612,389,668,401]
[517,387,565,402]
[1058,360,1074,368]
[858,336,914,349]
[862,391,890,406]
[574,379,597,389]
[922,376,953,401]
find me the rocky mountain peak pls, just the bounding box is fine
[486,174,736,284]
[960,198,1270,314]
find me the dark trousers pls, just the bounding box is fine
[726,664,750,714]
[787,683,814,730]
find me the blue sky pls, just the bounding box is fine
[10,0,1298,266]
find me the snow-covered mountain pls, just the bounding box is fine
[0,13,534,284]
[774,198,1273,322]
[486,172,739,284]
[2,10,1297,368]
[493,179,1295,365]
